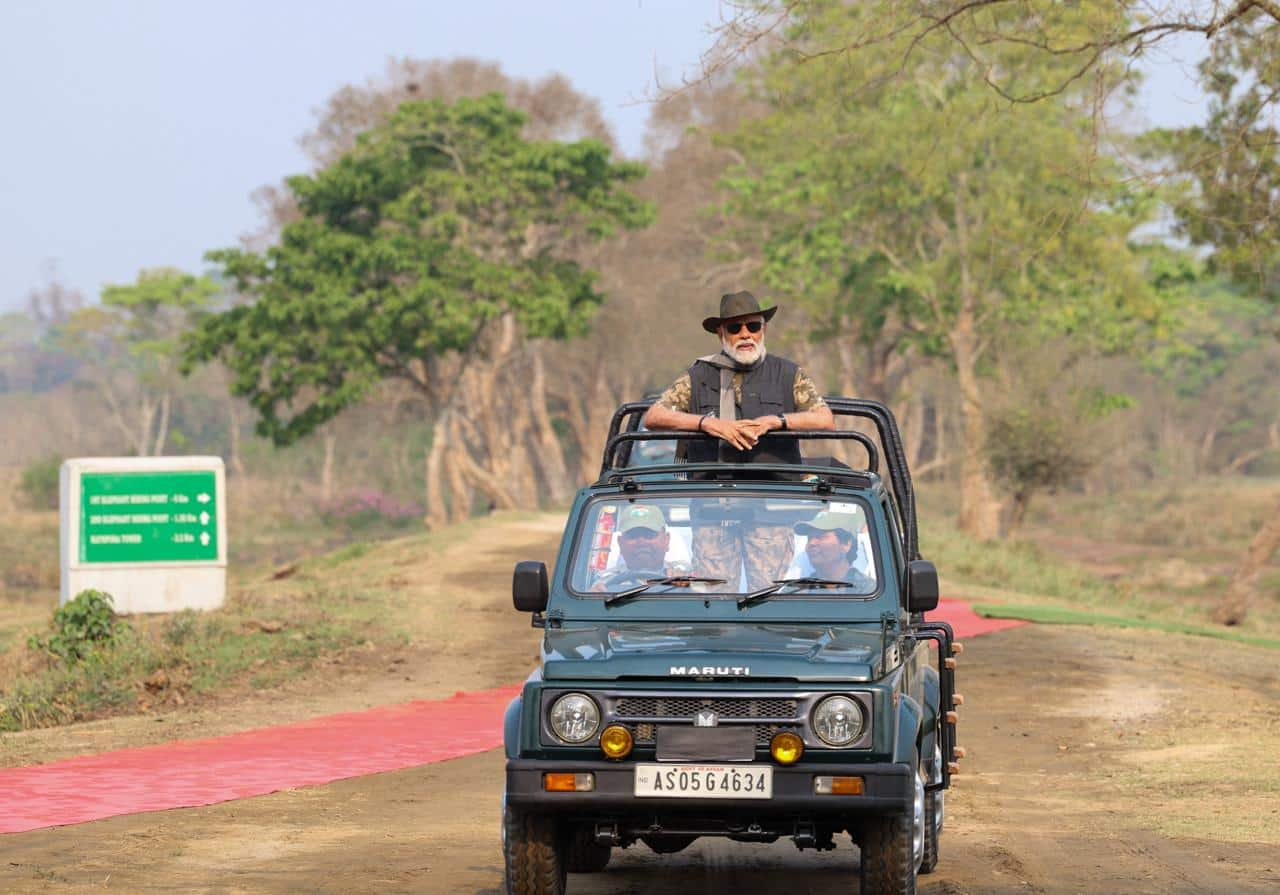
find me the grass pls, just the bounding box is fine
[0,503,548,732]
[917,477,1280,641]
[0,598,367,731]
[972,602,1280,650]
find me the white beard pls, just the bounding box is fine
[721,335,767,366]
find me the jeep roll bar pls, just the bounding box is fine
[598,397,919,561]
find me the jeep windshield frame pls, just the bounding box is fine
[599,397,919,561]
[564,490,884,604]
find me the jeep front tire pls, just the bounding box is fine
[503,804,566,895]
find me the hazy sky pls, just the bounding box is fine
[0,2,1209,314]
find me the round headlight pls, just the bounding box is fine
[549,693,600,744]
[812,696,865,747]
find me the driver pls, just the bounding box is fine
[592,504,688,590]
[793,512,877,593]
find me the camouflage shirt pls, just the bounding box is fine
[655,365,827,415]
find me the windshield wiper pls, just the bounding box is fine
[737,576,852,609]
[604,575,728,607]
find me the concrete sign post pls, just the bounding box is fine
[60,457,227,614]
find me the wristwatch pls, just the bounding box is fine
[777,413,788,431]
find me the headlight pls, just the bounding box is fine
[812,695,865,746]
[548,693,600,744]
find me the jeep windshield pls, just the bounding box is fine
[568,494,880,599]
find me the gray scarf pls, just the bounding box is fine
[697,350,764,422]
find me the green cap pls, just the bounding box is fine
[794,511,858,538]
[618,504,667,534]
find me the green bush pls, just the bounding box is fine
[18,454,62,510]
[28,589,126,663]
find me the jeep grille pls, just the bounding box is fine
[614,696,799,746]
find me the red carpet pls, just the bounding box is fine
[0,599,1020,834]
[933,597,1027,638]
[0,684,520,835]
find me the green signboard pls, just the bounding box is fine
[79,470,219,564]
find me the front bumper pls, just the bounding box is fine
[506,759,911,816]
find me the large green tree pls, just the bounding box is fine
[721,0,1159,539]
[185,93,651,524]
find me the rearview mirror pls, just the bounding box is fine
[906,559,939,613]
[513,560,549,613]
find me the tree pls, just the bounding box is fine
[1144,12,1280,623]
[186,93,651,525]
[715,0,1280,617]
[720,0,1159,539]
[57,269,218,457]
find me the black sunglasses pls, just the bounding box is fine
[724,320,764,335]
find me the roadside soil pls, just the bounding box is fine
[0,515,1277,893]
[0,512,563,767]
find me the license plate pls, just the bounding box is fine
[634,764,772,799]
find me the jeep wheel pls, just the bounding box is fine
[859,810,917,895]
[859,754,922,895]
[565,828,611,873]
[503,804,566,895]
[920,789,942,875]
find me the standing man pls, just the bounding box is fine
[643,290,834,463]
[643,290,834,588]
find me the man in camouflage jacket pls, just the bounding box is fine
[643,291,834,588]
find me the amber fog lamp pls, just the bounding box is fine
[599,725,634,759]
[770,731,804,765]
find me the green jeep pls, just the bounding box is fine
[503,398,961,895]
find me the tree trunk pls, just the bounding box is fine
[1222,415,1280,475]
[835,338,860,399]
[135,396,157,458]
[948,171,1001,541]
[1198,405,1225,473]
[446,414,473,524]
[1006,489,1032,536]
[563,355,616,483]
[527,343,575,501]
[951,319,1001,540]
[227,397,245,478]
[903,390,925,471]
[1213,499,1280,626]
[425,409,450,529]
[320,431,337,503]
[152,392,172,456]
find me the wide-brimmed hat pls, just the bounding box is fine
[702,290,778,334]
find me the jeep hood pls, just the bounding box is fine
[541,622,893,683]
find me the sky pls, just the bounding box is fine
[0,1,1210,315]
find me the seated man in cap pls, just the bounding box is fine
[643,290,834,590]
[592,504,689,590]
[791,511,877,594]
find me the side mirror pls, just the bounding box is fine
[906,559,939,613]
[513,560,549,613]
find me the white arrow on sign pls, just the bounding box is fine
[200,531,210,546]
[200,511,210,526]
[197,493,211,504]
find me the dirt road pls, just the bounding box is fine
[2,621,1277,894]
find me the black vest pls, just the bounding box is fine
[685,353,802,465]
